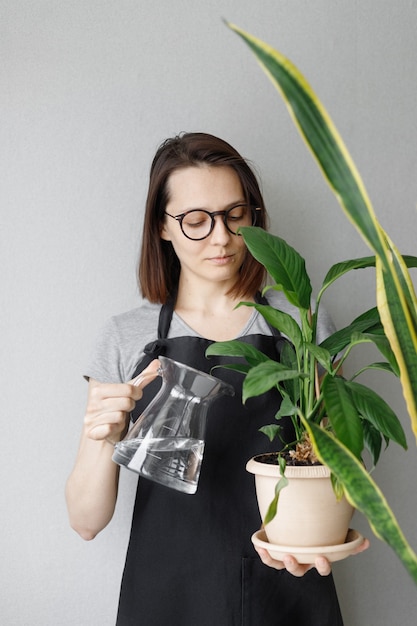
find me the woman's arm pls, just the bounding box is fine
[65,362,159,540]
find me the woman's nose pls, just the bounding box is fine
[209,215,231,242]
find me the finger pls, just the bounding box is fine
[85,396,135,427]
[90,383,140,406]
[352,537,370,555]
[99,395,137,414]
[282,555,312,577]
[255,546,286,571]
[314,556,332,576]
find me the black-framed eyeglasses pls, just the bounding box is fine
[164,204,261,241]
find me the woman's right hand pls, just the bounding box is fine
[85,359,161,444]
[65,359,160,540]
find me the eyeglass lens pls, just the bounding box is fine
[181,205,256,240]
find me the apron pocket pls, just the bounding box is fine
[241,557,344,626]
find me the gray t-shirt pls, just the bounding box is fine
[85,290,336,383]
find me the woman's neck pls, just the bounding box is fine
[174,280,255,341]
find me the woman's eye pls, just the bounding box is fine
[184,213,210,228]
[228,206,247,220]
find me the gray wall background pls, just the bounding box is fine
[2,1,417,624]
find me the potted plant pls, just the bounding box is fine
[207,21,417,579]
[207,226,411,557]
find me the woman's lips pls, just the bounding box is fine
[208,254,235,265]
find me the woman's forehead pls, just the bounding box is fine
[166,165,244,209]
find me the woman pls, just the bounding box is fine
[66,132,346,625]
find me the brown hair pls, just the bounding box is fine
[139,132,269,303]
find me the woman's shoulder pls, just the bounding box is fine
[108,301,162,334]
[85,301,161,383]
[101,300,162,362]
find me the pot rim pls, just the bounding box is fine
[246,454,330,478]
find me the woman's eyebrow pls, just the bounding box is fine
[180,200,247,212]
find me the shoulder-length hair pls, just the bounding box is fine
[139,132,269,303]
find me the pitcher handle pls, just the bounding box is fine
[130,364,163,388]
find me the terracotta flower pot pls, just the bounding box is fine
[246,454,354,548]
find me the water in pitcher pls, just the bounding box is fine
[112,356,234,493]
[113,436,205,494]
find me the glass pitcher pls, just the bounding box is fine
[112,356,234,494]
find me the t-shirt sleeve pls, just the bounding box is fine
[84,317,126,383]
[83,303,161,384]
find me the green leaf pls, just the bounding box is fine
[319,255,417,302]
[376,246,417,442]
[227,21,417,447]
[401,255,417,270]
[322,376,363,458]
[346,381,407,450]
[209,363,251,376]
[239,227,312,309]
[280,341,300,404]
[323,256,377,283]
[330,473,345,501]
[362,420,383,468]
[263,457,289,525]
[320,308,381,356]
[239,302,304,352]
[206,340,270,367]
[305,342,332,374]
[351,361,398,381]
[360,332,400,376]
[305,420,417,584]
[319,256,377,301]
[242,360,302,403]
[275,394,298,418]
[226,22,389,263]
[225,20,417,581]
[362,362,397,375]
[259,424,282,442]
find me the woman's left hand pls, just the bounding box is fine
[255,536,370,577]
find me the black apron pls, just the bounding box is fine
[116,299,343,626]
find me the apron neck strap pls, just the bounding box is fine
[158,298,175,339]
